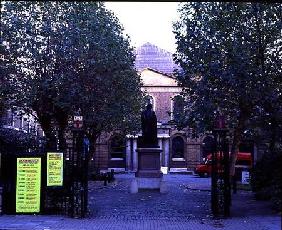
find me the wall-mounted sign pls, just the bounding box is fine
[74,116,83,121]
[16,158,41,213]
[47,152,63,186]
[73,115,83,129]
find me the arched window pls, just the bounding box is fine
[144,95,155,111]
[110,135,126,159]
[172,95,184,122]
[172,136,185,158]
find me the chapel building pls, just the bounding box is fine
[93,43,205,173]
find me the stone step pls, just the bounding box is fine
[169,168,194,174]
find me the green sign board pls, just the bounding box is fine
[47,152,63,186]
[16,158,41,213]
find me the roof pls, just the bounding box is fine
[142,67,173,78]
[134,42,180,76]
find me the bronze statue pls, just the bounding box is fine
[140,103,158,147]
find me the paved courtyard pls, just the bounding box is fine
[0,173,281,230]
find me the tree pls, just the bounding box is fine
[1,2,144,155]
[173,2,282,178]
[1,1,71,147]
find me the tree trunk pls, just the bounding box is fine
[38,115,56,150]
[269,113,278,154]
[230,105,250,177]
[88,133,99,173]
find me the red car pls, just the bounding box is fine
[195,152,252,177]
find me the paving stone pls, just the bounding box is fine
[0,174,280,230]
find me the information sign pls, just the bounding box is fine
[16,158,41,213]
[47,152,63,186]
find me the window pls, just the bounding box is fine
[172,95,184,122]
[172,136,185,158]
[110,135,125,159]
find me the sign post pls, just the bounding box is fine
[211,112,231,217]
[69,111,89,218]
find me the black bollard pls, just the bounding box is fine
[103,173,107,186]
[107,172,111,183]
[110,169,115,182]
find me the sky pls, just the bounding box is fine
[104,2,180,54]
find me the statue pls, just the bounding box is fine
[140,103,158,147]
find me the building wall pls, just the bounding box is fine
[91,127,204,173]
[146,91,176,123]
[186,140,202,170]
[0,109,44,136]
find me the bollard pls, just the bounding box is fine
[107,172,111,183]
[0,187,2,215]
[103,173,107,186]
[110,169,115,182]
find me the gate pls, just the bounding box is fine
[46,116,89,218]
[0,116,89,218]
[0,139,45,215]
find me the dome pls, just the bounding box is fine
[134,42,180,75]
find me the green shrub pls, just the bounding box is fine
[251,149,282,211]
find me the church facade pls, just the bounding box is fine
[92,43,206,174]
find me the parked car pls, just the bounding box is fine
[194,152,252,177]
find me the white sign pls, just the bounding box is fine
[161,167,168,175]
[73,116,83,121]
[241,171,250,184]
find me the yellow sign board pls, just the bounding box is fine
[47,152,63,186]
[16,158,41,213]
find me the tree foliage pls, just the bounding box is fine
[173,2,282,175]
[1,1,144,151]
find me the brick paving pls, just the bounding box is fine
[0,173,281,230]
[88,173,211,220]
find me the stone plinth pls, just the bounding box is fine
[136,148,162,178]
[131,147,167,193]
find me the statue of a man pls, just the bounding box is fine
[141,103,158,147]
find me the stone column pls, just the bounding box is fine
[132,138,138,171]
[164,138,169,167]
[126,138,131,171]
[158,138,163,166]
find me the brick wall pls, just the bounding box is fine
[186,141,202,170]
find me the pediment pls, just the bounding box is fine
[140,68,178,87]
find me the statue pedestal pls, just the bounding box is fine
[130,147,167,193]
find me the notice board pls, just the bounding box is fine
[47,152,63,186]
[16,157,41,213]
